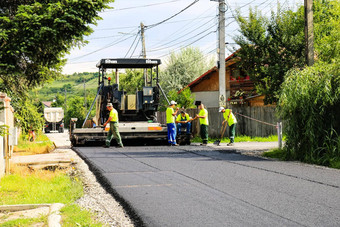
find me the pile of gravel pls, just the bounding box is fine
[59,148,134,227]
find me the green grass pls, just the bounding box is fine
[192,135,280,143]
[61,204,105,227]
[14,133,54,155]
[0,172,83,205]
[262,148,286,160]
[0,216,47,227]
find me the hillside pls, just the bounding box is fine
[35,72,99,101]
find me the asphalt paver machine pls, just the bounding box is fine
[70,58,169,146]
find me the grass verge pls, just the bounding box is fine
[13,133,54,155]
[262,148,286,160]
[192,135,280,143]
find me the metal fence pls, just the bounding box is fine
[157,106,278,138]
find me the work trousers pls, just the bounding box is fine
[200,124,209,144]
[229,123,236,143]
[106,122,123,147]
[177,122,191,135]
[167,123,177,145]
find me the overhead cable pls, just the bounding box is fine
[146,0,200,30]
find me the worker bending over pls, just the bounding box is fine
[219,107,237,146]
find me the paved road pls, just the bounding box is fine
[73,144,340,227]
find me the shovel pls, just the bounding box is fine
[214,121,228,146]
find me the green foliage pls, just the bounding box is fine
[61,204,104,227]
[277,62,340,166]
[234,0,340,104]
[13,97,45,133]
[234,5,305,104]
[0,173,83,205]
[0,0,113,95]
[160,46,214,93]
[119,69,144,94]
[1,216,47,227]
[64,95,95,128]
[262,148,286,160]
[160,88,196,111]
[313,0,340,63]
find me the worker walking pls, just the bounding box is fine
[196,103,209,146]
[103,103,124,148]
[175,111,192,135]
[166,100,179,146]
[219,107,237,146]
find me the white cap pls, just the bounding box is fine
[170,100,177,105]
[219,107,225,112]
[107,103,113,107]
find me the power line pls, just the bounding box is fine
[102,0,182,12]
[149,16,217,51]
[124,31,141,58]
[146,0,200,30]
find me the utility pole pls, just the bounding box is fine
[84,78,87,116]
[304,0,314,66]
[64,87,67,112]
[218,0,226,107]
[141,22,148,85]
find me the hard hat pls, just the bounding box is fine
[170,100,177,105]
[219,107,225,112]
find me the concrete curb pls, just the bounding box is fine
[0,203,64,226]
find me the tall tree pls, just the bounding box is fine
[0,0,113,96]
[160,46,214,93]
[234,0,340,104]
[234,6,305,104]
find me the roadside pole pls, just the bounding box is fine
[218,0,226,107]
[277,122,282,149]
[304,0,314,66]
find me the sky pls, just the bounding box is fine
[62,0,303,75]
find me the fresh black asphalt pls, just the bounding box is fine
[74,145,340,227]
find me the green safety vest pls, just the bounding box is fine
[166,107,175,124]
[198,108,209,125]
[109,108,119,122]
[176,113,190,122]
[223,109,237,126]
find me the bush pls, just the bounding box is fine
[278,61,340,166]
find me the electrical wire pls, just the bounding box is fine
[149,16,217,51]
[146,0,200,30]
[124,31,141,58]
[102,0,182,12]
[130,36,141,58]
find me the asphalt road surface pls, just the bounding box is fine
[73,144,340,227]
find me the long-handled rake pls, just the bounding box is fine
[214,121,228,146]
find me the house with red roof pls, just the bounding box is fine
[180,51,266,107]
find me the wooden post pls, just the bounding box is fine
[304,0,314,66]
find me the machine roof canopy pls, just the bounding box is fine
[96,58,161,69]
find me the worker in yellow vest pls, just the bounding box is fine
[166,100,179,146]
[175,111,192,135]
[103,103,124,148]
[219,107,237,146]
[196,103,209,145]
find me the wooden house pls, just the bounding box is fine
[180,51,266,107]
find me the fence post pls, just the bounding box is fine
[277,122,282,149]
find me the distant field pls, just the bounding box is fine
[35,72,99,101]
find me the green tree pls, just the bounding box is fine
[278,62,340,167]
[160,88,196,111]
[0,0,113,95]
[234,6,305,104]
[234,0,340,104]
[160,46,214,94]
[119,69,144,94]
[313,0,340,63]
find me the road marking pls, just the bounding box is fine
[115,184,173,188]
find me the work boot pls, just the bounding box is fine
[227,143,234,146]
[103,145,110,148]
